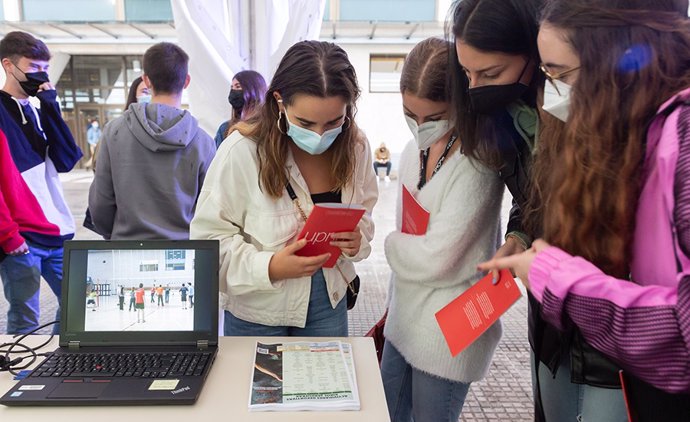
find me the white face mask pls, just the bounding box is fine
[405,116,450,150]
[542,80,572,122]
[137,94,152,104]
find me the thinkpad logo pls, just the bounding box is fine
[171,386,191,395]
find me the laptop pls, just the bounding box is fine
[0,239,219,406]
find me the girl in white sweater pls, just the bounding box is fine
[190,41,377,336]
[381,37,504,422]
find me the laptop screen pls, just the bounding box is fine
[60,240,219,347]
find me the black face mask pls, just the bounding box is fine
[14,68,49,97]
[468,61,531,114]
[228,89,245,111]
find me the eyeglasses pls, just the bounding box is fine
[539,63,580,95]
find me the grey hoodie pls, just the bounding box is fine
[88,102,216,240]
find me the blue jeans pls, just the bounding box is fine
[0,242,63,334]
[224,269,348,337]
[381,340,470,422]
[532,351,627,422]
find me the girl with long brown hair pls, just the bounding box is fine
[480,0,690,419]
[381,37,504,422]
[190,40,377,337]
[451,1,629,420]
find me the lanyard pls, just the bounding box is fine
[418,134,458,190]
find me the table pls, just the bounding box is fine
[0,335,390,421]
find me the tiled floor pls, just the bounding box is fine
[0,169,534,421]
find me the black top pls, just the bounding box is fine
[310,191,341,204]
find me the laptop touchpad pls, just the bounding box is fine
[48,381,111,399]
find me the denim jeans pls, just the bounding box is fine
[381,340,471,422]
[224,269,348,337]
[532,351,627,422]
[0,241,63,334]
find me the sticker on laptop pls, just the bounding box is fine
[149,379,180,391]
[10,392,23,397]
[19,385,45,391]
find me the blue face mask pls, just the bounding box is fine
[284,111,343,155]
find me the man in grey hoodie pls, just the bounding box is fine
[88,42,215,240]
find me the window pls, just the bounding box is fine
[165,250,186,271]
[370,54,406,93]
[125,0,173,22]
[140,263,158,272]
[23,0,116,21]
[340,0,435,21]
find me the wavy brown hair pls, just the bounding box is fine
[235,40,362,198]
[400,37,452,102]
[531,0,690,277]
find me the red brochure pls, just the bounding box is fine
[401,185,430,235]
[435,269,522,356]
[295,203,365,268]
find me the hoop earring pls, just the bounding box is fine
[343,116,351,130]
[276,112,286,135]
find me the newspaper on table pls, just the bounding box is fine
[248,340,360,412]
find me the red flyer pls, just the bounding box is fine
[435,269,522,356]
[295,203,365,268]
[401,185,430,235]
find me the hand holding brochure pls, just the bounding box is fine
[435,270,522,356]
[401,185,430,235]
[249,341,360,411]
[295,203,366,268]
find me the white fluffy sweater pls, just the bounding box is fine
[383,140,504,382]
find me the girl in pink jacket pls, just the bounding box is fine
[481,0,690,419]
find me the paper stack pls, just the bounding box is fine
[248,341,360,411]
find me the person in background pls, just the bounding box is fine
[381,37,504,422]
[191,40,377,337]
[88,42,215,240]
[188,283,194,308]
[214,70,267,148]
[118,284,125,310]
[373,142,392,179]
[180,283,188,310]
[88,76,149,174]
[156,284,164,307]
[0,31,82,335]
[85,119,101,170]
[479,0,690,419]
[135,283,145,323]
[125,76,151,110]
[128,287,135,312]
[165,283,170,303]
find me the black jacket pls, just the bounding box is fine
[492,109,622,421]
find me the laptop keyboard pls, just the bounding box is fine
[29,352,213,378]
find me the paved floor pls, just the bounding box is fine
[0,169,534,421]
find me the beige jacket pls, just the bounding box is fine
[190,130,378,327]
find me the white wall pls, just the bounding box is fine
[339,42,415,156]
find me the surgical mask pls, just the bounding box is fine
[468,61,531,114]
[284,111,343,155]
[542,79,571,122]
[405,116,450,150]
[13,66,49,97]
[136,94,152,104]
[92,122,99,128]
[228,89,245,110]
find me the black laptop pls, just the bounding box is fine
[0,239,219,406]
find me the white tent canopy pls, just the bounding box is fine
[170,0,325,135]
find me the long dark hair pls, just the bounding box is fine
[235,40,363,198]
[126,76,144,110]
[448,0,544,167]
[226,70,267,136]
[532,0,690,277]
